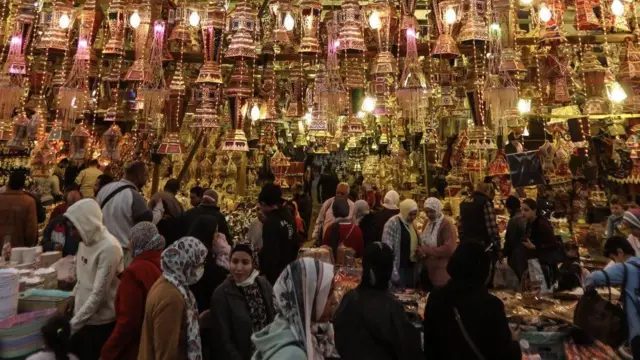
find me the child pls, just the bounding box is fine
[607,196,627,238]
[554,242,586,292]
[27,314,78,360]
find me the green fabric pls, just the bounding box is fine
[251,317,306,360]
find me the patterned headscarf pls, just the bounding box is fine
[422,198,444,247]
[273,258,338,360]
[129,222,165,258]
[624,209,640,229]
[161,237,208,360]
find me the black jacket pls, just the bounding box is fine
[503,211,528,279]
[294,193,312,231]
[423,282,522,360]
[180,205,233,245]
[459,192,493,245]
[259,207,296,285]
[318,173,339,203]
[41,215,79,256]
[210,277,275,360]
[190,260,229,314]
[372,208,400,243]
[358,213,377,247]
[334,288,422,360]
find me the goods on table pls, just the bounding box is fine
[0,269,19,321]
[0,308,57,359]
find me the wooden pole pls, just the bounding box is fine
[177,131,204,185]
[238,152,247,196]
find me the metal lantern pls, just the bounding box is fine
[397,27,428,129]
[338,0,366,51]
[299,0,322,53]
[225,1,258,59]
[37,0,74,51]
[69,124,91,160]
[103,0,126,55]
[102,124,123,160]
[432,0,462,59]
[7,114,29,149]
[271,151,290,188]
[222,60,252,152]
[268,0,296,48]
[156,132,183,155]
[125,4,152,82]
[581,45,607,115]
[457,0,488,44]
[197,1,226,84]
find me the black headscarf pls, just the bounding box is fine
[360,242,393,290]
[505,195,521,217]
[446,241,491,285]
[328,197,351,258]
[187,215,218,251]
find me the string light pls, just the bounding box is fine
[539,4,552,22]
[362,96,376,112]
[250,103,260,121]
[607,81,628,103]
[517,98,531,114]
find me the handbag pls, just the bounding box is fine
[573,270,628,348]
[453,307,485,360]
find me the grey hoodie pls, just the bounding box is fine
[251,317,306,360]
[66,199,123,333]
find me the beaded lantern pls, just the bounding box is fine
[222,61,252,152]
[271,151,290,188]
[103,0,126,55]
[286,62,305,117]
[299,0,322,53]
[37,0,74,51]
[338,0,366,51]
[367,0,398,115]
[197,0,226,84]
[168,7,192,45]
[397,28,428,131]
[493,0,525,75]
[225,1,258,59]
[191,85,222,130]
[69,124,91,160]
[432,0,462,58]
[581,45,608,115]
[125,4,152,82]
[398,0,418,31]
[101,124,122,160]
[457,0,488,44]
[316,15,347,130]
[575,0,600,30]
[268,0,296,49]
[136,21,169,134]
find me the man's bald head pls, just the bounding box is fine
[336,183,350,197]
[66,190,82,206]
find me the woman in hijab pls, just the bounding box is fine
[373,190,401,243]
[210,243,274,360]
[322,197,364,258]
[382,199,420,288]
[251,258,339,360]
[138,237,208,360]
[334,243,422,360]
[102,222,165,360]
[502,196,528,280]
[187,215,230,312]
[423,241,521,360]
[354,200,376,246]
[417,197,457,289]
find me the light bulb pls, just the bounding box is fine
[10,36,21,46]
[520,0,533,5]
[539,4,552,22]
[304,112,312,125]
[361,96,377,113]
[78,39,88,49]
[357,111,366,119]
[611,0,625,16]
[250,104,261,121]
[490,23,500,31]
[407,28,417,38]
[189,11,200,27]
[608,82,628,103]
[284,13,295,31]
[369,11,381,30]
[334,40,341,48]
[523,127,530,137]
[129,11,141,29]
[444,7,457,25]
[58,14,71,29]
[517,98,531,114]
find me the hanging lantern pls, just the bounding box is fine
[7,114,29,149]
[268,0,295,48]
[398,0,419,31]
[271,151,291,188]
[575,0,600,30]
[317,14,348,128]
[299,0,322,53]
[125,4,152,82]
[225,1,258,59]
[156,132,183,154]
[169,7,192,44]
[69,124,91,160]
[101,124,122,160]
[432,0,461,59]
[581,45,608,115]
[222,60,252,152]
[37,0,74,51]
[397,27,428,130]
[103,0,126,55]
[286,62,305,117]
[457,0,488,44]
[367,0,398,116]
[617,38,640,85]
[258,62,279,122]
[338,0,366,51]
[197,0,226,84]
[538,1,567,45]
[191,85,221,129]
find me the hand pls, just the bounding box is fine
[523,240,536,250]
[510,327,520,341]
[416,245,430,256]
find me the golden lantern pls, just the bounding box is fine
[103,0,126,55]
[102,124,123,160]
[197,1,226,84]
[299,0,322,53]
[581,45,608,115]
[37,0,74,51]
[222,61,252,152]
[125,3,152,82]
[7,114,29,149]
[225,1,258,59]
[338,0,366,51]
[432,0,462,59]
[69,124,91,160]
[457,0,488,44]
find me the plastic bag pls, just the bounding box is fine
[528,259,551,293]
[493,260,520,290]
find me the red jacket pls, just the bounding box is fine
[101,250,162,360]
[322,222,364,258]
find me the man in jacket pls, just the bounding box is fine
[180,188,232,245]
[0,171,38,247]
[150,179,185,246]
[292,182,312,232]
[76,159,103,198]
[258,183,296,285]
[96,161,163,265]
[312,183,355,246]
[41,190,83,256]
[67,199,123,360]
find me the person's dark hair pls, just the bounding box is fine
[88,159,99,167]
[125,161,146,177]
[505,195,521,213]
[522,198,538,213]
[610,195,627,210]
[231,242,254,259]
[164,179,179,194]
[564,241,579,255]
[8,171,26,190]
[64,184,80,192]
[258,183,282,206]
[603,236,636,257]
[360,242,394,290]
[58,158,69,166]
[190,186,204,197]
[187,215,218,251]
[446,241,491,285]
[96,174,114,187]
[41,314,71,360]
[332,196,350,218]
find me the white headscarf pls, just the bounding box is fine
[383,190,400,210]
[422,197,444,247]
[272,258,338,360]
[354,200,370,225]
[161,237,208,360]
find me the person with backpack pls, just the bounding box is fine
[585,236,640,358]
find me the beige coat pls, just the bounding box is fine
[420,217,457,287]
[76,166,103,198]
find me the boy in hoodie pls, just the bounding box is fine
[66,199,123,360]
[607,196,627,238]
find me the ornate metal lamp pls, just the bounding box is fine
[432,0,462,58]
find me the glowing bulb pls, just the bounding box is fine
[611,0,625,16]
[357,111,366,119]
[523,127,530,136]
[189,11,200,26]
[517,98,531,114]
[368,11,381,30]
[129,11,141,29]
[154,23,164,33]
[250,104,261,121]
[361,96,377,113]
[304,112,312,125]
[10,36,21,46]
[490,23,500,31]
[284,13,295,31]
[608,82,628,103]
[539,4,552,23]
[407,28,417,38]
[78,39,88,49]
[58,14,71,29]
[520,0,533,5]
[444,7,457,25]
[334,40,341,48]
